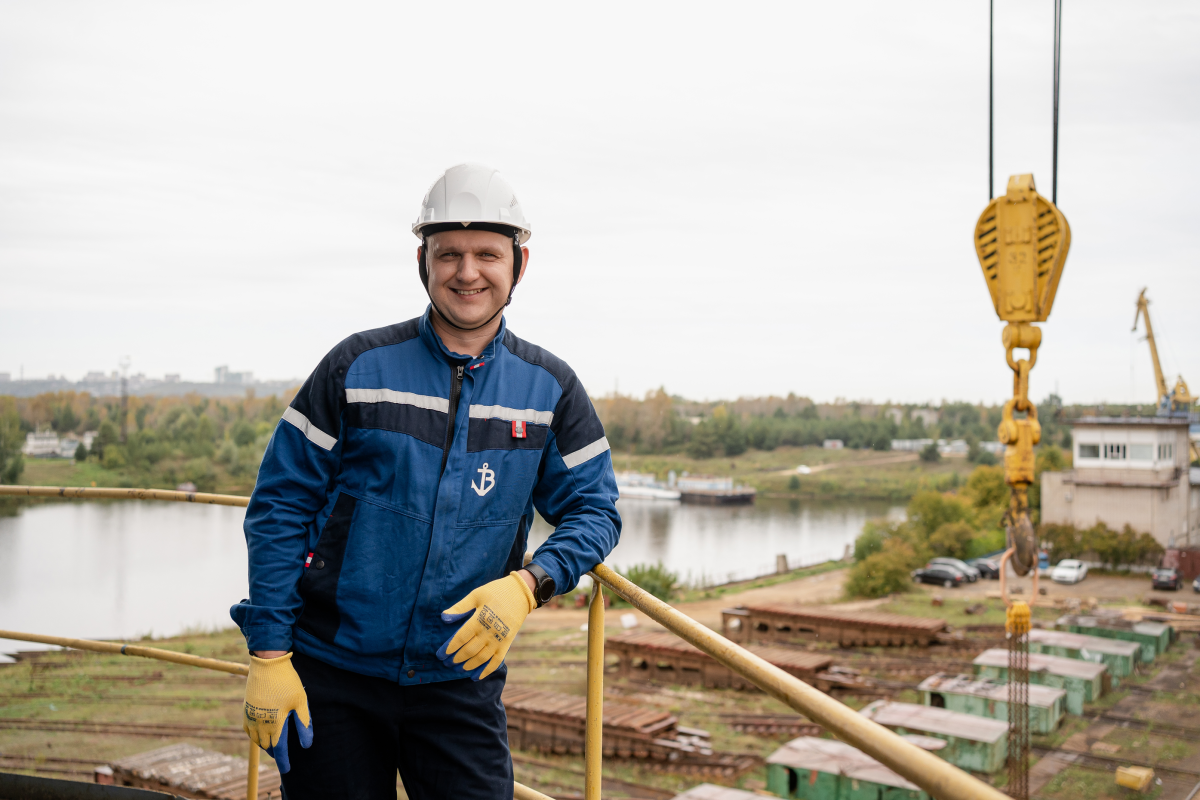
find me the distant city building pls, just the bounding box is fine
[58,437,80,458]
[1041,417,1197,547]
[822,439,844,450]
[164,374,181,383]
[980,441,1006,455]
[0,372,9,383]
[892,439,933,452]
[214,365,254,385]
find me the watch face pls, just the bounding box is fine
[536,578,555,604]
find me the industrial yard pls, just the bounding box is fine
[3,565,1198,799]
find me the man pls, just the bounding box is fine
[231,164,621,799]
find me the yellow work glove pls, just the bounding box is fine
[437,572,536,680]
[242,652,313,774]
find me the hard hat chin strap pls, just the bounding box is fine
[419,233,523,333]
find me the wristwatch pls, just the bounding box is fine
[525,563,556,608]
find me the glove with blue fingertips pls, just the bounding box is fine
[242,652,313,774]
[438,572,537,680]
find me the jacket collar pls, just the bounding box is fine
[418,305,506,371]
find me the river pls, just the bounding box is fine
[0,497,900,654]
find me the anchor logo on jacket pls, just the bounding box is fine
[472,462,496,497]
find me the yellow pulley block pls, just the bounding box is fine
[974,174,1071,580]
[974,174,1071,323]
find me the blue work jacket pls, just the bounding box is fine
[230,308,621,684]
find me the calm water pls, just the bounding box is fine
[0,498,900,654]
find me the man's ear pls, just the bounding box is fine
[515,246,530,286]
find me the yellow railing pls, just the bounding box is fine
[0,485,1009,800]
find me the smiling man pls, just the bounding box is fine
[231,164,621,799]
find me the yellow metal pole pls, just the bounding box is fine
[0,485,250,507]
[583,578,605,800]
[589,565,1009,800]
[0,629,249,676]
[513,781,558,800]
[246,741,260,800]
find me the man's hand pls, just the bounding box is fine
[243,652,313,774]
[437,572,536,680]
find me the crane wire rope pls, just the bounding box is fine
[1052,0,1062,205]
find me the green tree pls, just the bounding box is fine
[91,421,119,461]
[905,491,973,538]
[845,539,917,598]
[74,442,88,462]
[928,521,974,560]
[620,563,678,603]
[0,398,24,484]
[787,474,800,491]
[919,443,941,463]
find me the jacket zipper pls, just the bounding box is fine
[440,364,465,475]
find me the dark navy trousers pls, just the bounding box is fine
[280,652,512,800]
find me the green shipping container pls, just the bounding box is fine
[859,700,1009,774]
[1057,615,1172,663]
[1028,628,1140,679]
[918,673,1066,735]
[973,648,1108,715]
[767,737,930,800]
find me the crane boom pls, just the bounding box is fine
[1132,288,1170,407]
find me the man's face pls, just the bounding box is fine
[423,229,528,330]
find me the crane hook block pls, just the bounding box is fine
[974,174,1071,323]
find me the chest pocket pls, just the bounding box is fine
[460,418,546,525]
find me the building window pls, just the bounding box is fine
[1158,443,1174,461]
[1078,444,1100,459]
[1130,444,1153,461]
[1104,443,1127,460]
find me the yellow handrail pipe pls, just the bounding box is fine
[583,579,604,800]
[0,485,250,507]
[589,564,1010,800]
[0,628,250,675]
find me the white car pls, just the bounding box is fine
[1050,559,1088,584]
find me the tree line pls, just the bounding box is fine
[0,390,292,492]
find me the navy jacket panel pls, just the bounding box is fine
[231,308,620,683]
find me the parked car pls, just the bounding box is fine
[1193,575,1200,594]
[968,557,1001,580]
[1037,552,1050,576]
[929,557,980,582]
[912,564,967,588]
[1050,559,1088,584]
[1152,567,1182,591]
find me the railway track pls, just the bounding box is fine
[1032,745,1200,781]
[0,718,245,741]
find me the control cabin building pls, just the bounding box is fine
[1041,417,1198,548]
[917,674,1066,735]
[1027,628,1141,680]
[859,700,1009,774]
[973,649,1107,715]
[766,737,930,800]
[1056,615,1172,663]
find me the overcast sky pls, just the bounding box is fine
[2,1,1197,406]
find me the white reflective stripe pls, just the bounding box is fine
[282,407,337,451]
[561,436,610,469]
[468,404,554,426]
[345,388,449,413]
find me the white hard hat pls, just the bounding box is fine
[413,163,531,244]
